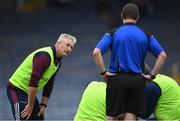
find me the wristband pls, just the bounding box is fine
[149,73,156,79]
[100,70,106,75]
[40,103,47,107]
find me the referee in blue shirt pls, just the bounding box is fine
[93,3,167,120]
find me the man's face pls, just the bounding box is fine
[59,38,75,56]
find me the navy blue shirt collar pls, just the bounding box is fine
[51,46,62,66]
[122,22,137,26]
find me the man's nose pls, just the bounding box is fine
[66,48,71,53]
[68,47,72,51]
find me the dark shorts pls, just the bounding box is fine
[106,72,146,116]
[7,82,44,120]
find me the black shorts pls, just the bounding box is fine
[106,72,146,116]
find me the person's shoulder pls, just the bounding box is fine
[156,74,176,82]
[137,25,153,39]
[34,51,50,57]
[34,51,51,61]
[107,25,122,37]
[155,74,169,80]
[89,81,106,86]
[89,81,99,85]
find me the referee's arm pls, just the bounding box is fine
[93,48,106,76]
[151,51,167,76]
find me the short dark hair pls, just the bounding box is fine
[121,3,139,20]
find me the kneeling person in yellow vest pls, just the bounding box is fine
[140,74,180,120]
[74,81,106,121]
[75,74,180,121]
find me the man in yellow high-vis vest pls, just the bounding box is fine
[7,33,77,120]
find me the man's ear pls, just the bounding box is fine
[121,13,123,19]
[136,15,139,21]
[58,40,63,45]
[55,41,62,49]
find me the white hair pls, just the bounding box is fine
[57,33,77,44]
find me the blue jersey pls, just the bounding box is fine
[96,22,164,73]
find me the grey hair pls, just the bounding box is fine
[57,33,77,44]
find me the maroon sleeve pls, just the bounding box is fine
[42,66,60,98]
[29,52,50,87]
[42,74,55,98]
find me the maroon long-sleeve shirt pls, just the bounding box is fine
[29,46,61,97]
[8,47,61,98]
